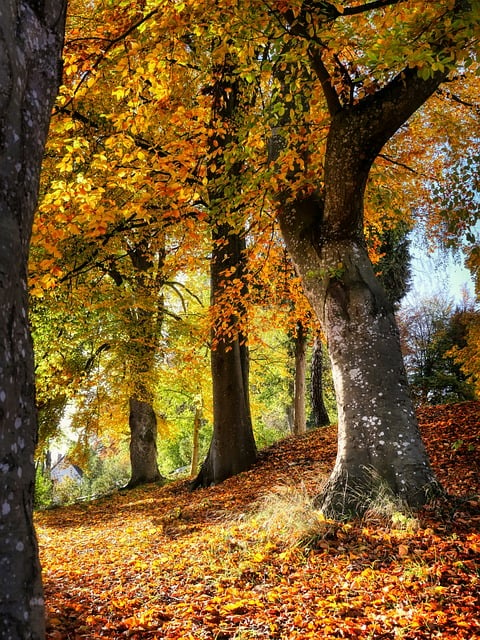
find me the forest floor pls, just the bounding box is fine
[36,402,480,639]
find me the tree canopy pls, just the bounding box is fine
[31,0,480,513]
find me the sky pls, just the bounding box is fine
[404,246,475,308]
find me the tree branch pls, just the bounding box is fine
[341,0,407,16]
[436,87,480,113]
[350,65,448,163]
[308,46,341,115]
[61,7,159,112]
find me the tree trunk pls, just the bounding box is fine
[191,51,257,488]
[280,210,442,516]
[124,238,165,488]
[311,335,330,427]
[127,396,162,488]
[190,404,201,477]
[293,322,307,435]
[191,227,257,488]
[277,67,447,517]
[0,3,66,637]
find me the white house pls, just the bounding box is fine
[50,454,84,484]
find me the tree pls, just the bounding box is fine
[270,1,478,516]
[192,53,257,487]
[399,297,477,406]
[292,321,308,435]
[31,1,209,487]
[0,1,66,638]
[123,235,165,487]
[310,334,331,427]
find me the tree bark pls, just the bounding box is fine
[190,404,201,477]
[293,322,307,435]
[124,239,165,488]
[192,227,257,488]
[311,335,330,427]
[0,2,66,638]
[191,50,257,488]
[277,65,448,517]
[127,395,162,488]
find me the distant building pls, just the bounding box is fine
[50,454,84,484]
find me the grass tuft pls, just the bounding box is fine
[246,483,338,548]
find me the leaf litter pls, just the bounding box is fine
[37,401,480,639]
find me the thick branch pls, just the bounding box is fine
[308,46,341,115]
[341,0,407,16]
[344,65,448,165]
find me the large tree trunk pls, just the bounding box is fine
[311,335,330,427]
[277,66,447,517]
[191,51,257,488]
[124,238,165,488]
[280,208,441,517]
[293,322,307,435]
[127,396,162,488]
[0,2,66,637]
[191,227,257,488]
[193,338,257,486]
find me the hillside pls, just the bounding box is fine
[37,402,480,639]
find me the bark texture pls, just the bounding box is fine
[277,65,448,517]
[311,335,330,427]
[192,53,257,488]
[192,228,257,488]
[127,396,162,487]
[293,322,307,435]
[124,239,165,488]
[0,2,66,638]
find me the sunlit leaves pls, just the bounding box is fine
[37,402,480,639]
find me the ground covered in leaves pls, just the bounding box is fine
[37,402,480,639]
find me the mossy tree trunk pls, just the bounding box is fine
[124,238,165,488]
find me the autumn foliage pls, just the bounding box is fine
[37,402,479,639]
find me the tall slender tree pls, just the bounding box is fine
[124,235,165,487]
[310,334,331,427]
[192,53,257,487]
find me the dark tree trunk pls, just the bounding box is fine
[192,228,257,488]
[191,50,257,488]
[293,322,307,435]
[311,335,330,427]
[127,396,162,488]
[0,2,66,638]
[277,65,448,517]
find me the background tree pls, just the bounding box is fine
[399,297,477,406]
[0,1,66,638]
[310,333,331,427]
[123,234,166,487]
[31,0,210,486]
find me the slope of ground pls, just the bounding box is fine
[36,402,480,639]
